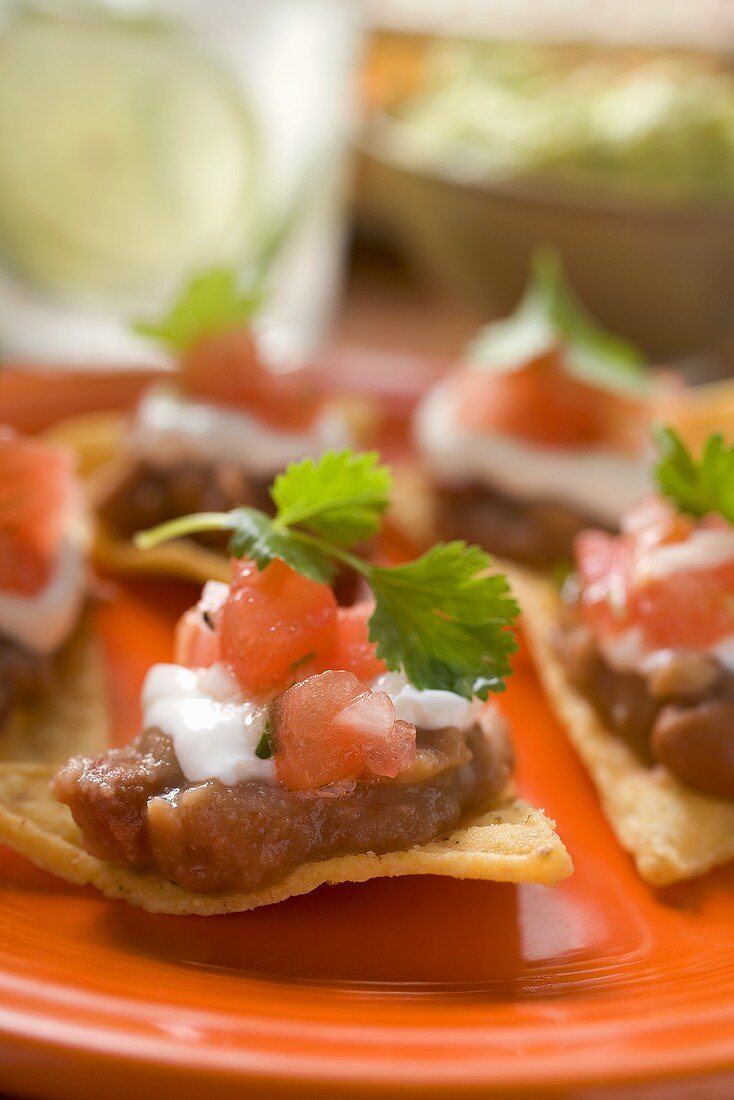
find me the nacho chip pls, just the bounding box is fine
[388,461,439,550]
[511,566,734,886]
[0,765,571,913]
[0,616,109,764]
[93,520,232,585]
[43,411,126,479]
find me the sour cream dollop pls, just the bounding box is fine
[416,379,649,526]
[141,662,274,785]
[373,670,481,731]
[133,384,352,477]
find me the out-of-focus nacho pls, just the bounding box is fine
[512,565,734,886]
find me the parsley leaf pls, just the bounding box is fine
[368,543,518,699]
[132,267,263,353]
[654,425,734,525]
[135,450,520,697]
[469,248,649,396]
[271,450,391,545]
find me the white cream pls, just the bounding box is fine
[142,662,275,785]
[416,379,649,526]
[133,384,352,477]
[0,493,89,654]
[599,626,734,675]
[636,529,734,581]
[373,670,481,731]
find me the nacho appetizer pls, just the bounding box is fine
[91,269,354,584]
[413,252,667,568]
[0,451,571,913]
[516,427,734,885]
[0,427,106,761]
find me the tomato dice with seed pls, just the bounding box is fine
[174,580,229,668]
[219,559,337,700]
[273,670,416,790]
[0,429,77,596]
[319,600,387,682]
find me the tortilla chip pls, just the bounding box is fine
[511,566,734,886]
[93,521,232,585]
[43,411,126,479]
[388,462,439,551]
[0,766,571,913]
[0,616,109,764]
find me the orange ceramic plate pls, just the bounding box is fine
[0,578,733,1100]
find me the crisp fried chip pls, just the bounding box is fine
[0,617,108,764]
[93,521,232,585]
[0,765,571,913]
[511,566,734,886]
[388,462,438,551]
[43,411,126,479]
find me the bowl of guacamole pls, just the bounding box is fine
[361,40,734,360]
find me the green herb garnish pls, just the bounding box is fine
[255,724,273,760]
[654,425,734,525]
[135,450,519,698]
[469,248,649,396]
[132,267,263,353]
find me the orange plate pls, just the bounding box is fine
[0,578,733,1100]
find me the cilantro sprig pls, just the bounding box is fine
[135,450,519,698]
[132,267,263,353]
[654,425,734,525]
[469,248,649,396]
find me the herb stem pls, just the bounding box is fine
[134,511,235,551]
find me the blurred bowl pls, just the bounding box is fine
[358,133,734,362]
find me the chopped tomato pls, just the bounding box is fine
[318,600,387,682]
[0,428,77,596]
[180,329,321,432]
[456,351,648,452]
[219,559,337,700]
[576,497,734,652]
[273,669,416,790]
[174,580,229,668]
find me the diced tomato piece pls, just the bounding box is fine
[456,351,648,452]
[174,580,229,668]
[219,559,337,700]
[0,428,77,596]
[180,329,321,431]
[575,496,734,652]
[318,600,387,682]
[273,669,416,790]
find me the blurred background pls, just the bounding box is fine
[0,0,733,379]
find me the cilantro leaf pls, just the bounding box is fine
[132,267,263,353]
[368,542,519,699]
[135,451,520,699]
[654,425,734,525]
[254,723,273,760]
[469,248,649,396]
[271,450,391,545]
[227,507,334,584]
